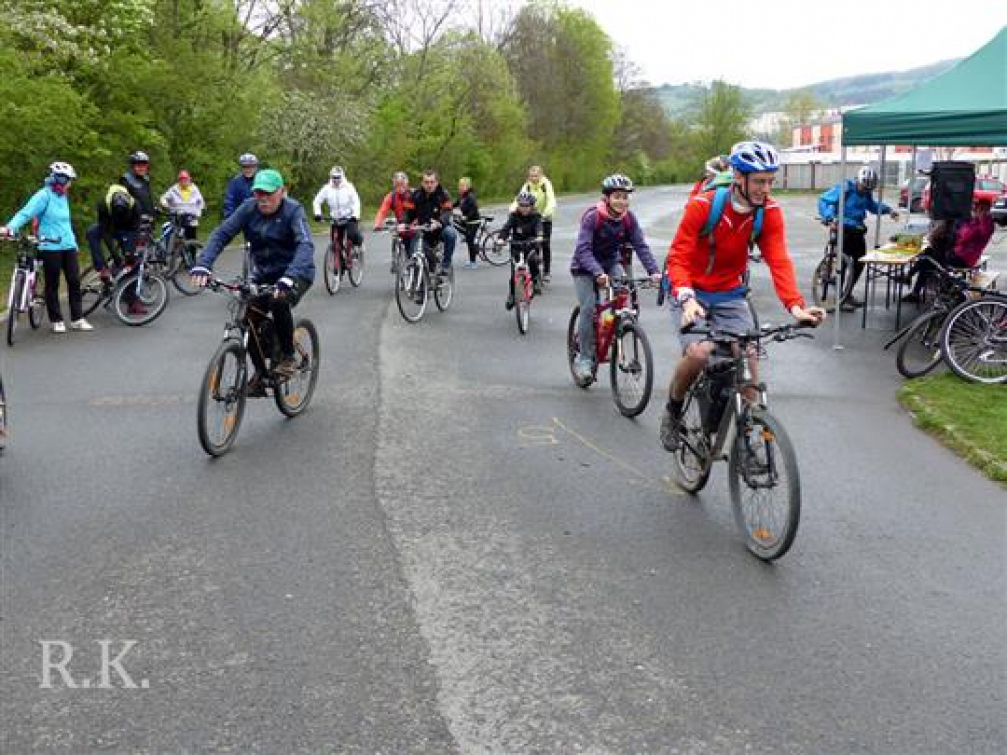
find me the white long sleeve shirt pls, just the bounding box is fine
[313,181,361,221]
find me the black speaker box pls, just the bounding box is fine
[929,161,975,221]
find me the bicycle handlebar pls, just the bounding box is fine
[681,320,818,343]
[1,233,61,245]
[206,276,276,296]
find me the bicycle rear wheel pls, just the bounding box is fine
[671,387,711,493]
[348,244,364,287]
[896,310,946,378]
[566,306,595,388]
[6,270,24,346]
[515,270,531,334]
[324,242,342,294]
[610,319,654,417]
[811,252,853,311]
[480,230,509,267]
[113,271,169,326]
[274,318,320,417]
[395,257,427,323]
[171,241,204,296]
[940,296,1007,384]
[729,408,801,561]
[434,265,454,311]
[197,340,247,457]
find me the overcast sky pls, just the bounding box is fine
[566,0,1006,89]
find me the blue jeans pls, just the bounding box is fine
[574,266,624,363]
[407,225,457,271]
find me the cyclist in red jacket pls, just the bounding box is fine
[660,140,826,451]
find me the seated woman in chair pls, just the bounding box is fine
[904,199,994,302]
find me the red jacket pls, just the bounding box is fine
[667,191,805,311]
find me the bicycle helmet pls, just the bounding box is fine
[238,153,259,167]
[48,161,77,181]
[856,166,879,189]
[128,150,150,165]
[516,190,537,206]
[728,141,779,173]
[601,173,634,194]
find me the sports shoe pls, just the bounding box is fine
[505,295,515,311]
[466,261,478,270]
[52,321,67,334]
[98,268,112,282]
[272,356,299,379]
[246,374,268,398]
[127,300,149,316]
[70,318,94,331]
[543,272,551,283]
[572,355,594,384]
[660,402,682,452]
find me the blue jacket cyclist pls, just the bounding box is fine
[192,168,315,389]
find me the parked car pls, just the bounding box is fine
[922,175,1005,212]
[898,177,929,212]
[993,195,1007,227]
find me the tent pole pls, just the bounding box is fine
[833,145,848,350]
[874,145,887,248]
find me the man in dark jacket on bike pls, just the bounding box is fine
[223,153,259,219]
[405,170,457,276]
[192,169,316,390]
[121,150,155,217]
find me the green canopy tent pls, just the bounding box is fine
[829,26,1007,346]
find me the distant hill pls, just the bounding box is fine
[652,59,960,119]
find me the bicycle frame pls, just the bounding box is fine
[593,283,639,364]
[7,249,40,312]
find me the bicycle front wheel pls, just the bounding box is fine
[79,267,106,317]
[729,408,801,561]
[515,270,531,334]
[610,320,653,417]
[197,340,248,457]
[671,387,711,493]
[896,310,946,379]
[113,271,169,326]
[274,318,320,417]
[6,270,24,346]
[348,244,364,287]
[324,243,342,295]
[396,257,427,323]
[940,296,1007,384]
[480,230,509,266]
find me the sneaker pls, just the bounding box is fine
[505,295,515,311]
[272,356,299,379]
[127,300,149,316]
[51,321,67,334]
[466,261,478,270]
[70,318,94,331]
[572,355,594,384]
[543,272,551,283]
[660,402,682,452]
[246,374,268,398]
[98,268,112,282]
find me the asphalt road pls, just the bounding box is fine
[1,188,1004,754]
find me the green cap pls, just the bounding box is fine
[252,168,284,193]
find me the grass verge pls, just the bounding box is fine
[898,373,1007,484]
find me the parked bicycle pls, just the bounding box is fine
[197,277,320,456]
[566,276,655,417]
[503,238,542,335]
[151,212,204,296]
[323,217,364,294]
[940,288,1007,384]
[394,222,454,323]
[3,234,51,346]
[810,219,856,311]
[670,320,817,561]
[453,213,508,267]
[78,217,169,326]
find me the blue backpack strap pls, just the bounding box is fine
[700,186,730,274]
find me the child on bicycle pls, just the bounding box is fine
[496,191,543,310]
[570,174,661,382]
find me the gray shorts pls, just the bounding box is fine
[672,297,755,352]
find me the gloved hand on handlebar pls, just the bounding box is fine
[189,265,211,288]
[275,276,296,299]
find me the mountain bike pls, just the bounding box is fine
[453,213,507,267]
[504,238,542,335]
[939,290,1007,384]
[79,218,169,326]
[810,220,856,311]
[323,217,364,294]
[670,321,817,561]
[566,277,655,417]
[151,212,203,296]
[3,234,50,346]
[197,277,320,456]
[394,223,454,323]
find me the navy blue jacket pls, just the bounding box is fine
[198,197,316,284]
[223,173,255,218]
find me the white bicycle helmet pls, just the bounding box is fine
[48,161,76,180]
[856,166,879,189]
[238,152,259,167]
[601,173,634,194]
[728,141,780,173]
